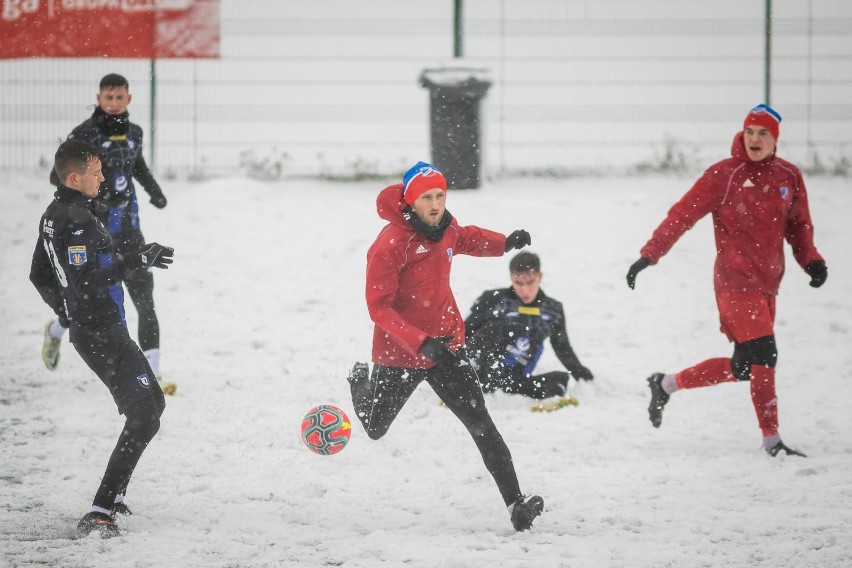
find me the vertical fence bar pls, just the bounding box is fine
[764,0,772,105]
[454,0,463,58]
[150,58,157,170]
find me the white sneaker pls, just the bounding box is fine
[41,320,61,371]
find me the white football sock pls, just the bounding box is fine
[762,434,781,450]
[143,348,161,377]
[48,319,67,339]
[661,373,679,395]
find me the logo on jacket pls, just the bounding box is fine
[515,337,531,353]
[114,173,129,193]
[415,244,428,254]
[742,179,755,188]
[67,245,87,266]
[137,374,151,388]
[779,186,790,200]
[447,248,453,263]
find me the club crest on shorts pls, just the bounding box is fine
[137,373,151,388]
[67,245,87,266]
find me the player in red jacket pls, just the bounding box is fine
[349,161,543,531]
[626,105,827,457]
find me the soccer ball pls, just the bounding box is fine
[300,405,351,455]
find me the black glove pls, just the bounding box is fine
[419,336,460,368]
[569,364,594,382]
[626,257,652,289]
[149,190,167,209]
[804,260,827,288]
[123,243,175,271]
[504,230,531,253]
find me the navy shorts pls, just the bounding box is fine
[71,319,165,415]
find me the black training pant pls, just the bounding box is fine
[481,367,569,400]
[93,396,164,510]
[350,356,522,507]
[71,319,165,510]
[468,323,567,399]
[115,231,159,353]
[125,268,159,353]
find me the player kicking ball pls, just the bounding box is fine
[349,161,543,531]
[30,140,174,537]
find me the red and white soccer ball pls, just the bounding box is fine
[300,405,351,455]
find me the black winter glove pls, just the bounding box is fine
[149,190,167,209]
[569,364,594,382]
[419,336,460,368]
[804,260,827,288]
[123,243,175,271]
[504,230,531,253]
[626,257,652,289]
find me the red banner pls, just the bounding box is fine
[1,0,219,59]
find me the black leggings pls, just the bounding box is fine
[350,358,522,506]
[125,268,159,352]
[92,396,165,510]
[479,367,569,399]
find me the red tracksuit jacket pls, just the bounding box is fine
[640,132,824,296]
[366,184,506,368]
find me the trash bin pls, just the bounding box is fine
[420,68,491,189]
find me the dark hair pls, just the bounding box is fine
[55,140,100,183]
[99,73,129,91]
[509,251,540,273]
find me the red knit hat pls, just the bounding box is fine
[402,161,447,204]
[743,104,782,139]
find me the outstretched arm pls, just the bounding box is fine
[550,306,593,381]
[133,154,167,208]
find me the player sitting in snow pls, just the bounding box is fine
[465,251,594,412]
[348,160,544,532]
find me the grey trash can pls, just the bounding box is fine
[420,68,491,189]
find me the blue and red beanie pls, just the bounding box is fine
[743,104,781,139]
[402,161,447,204]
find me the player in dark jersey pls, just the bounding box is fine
[30,140,174,537]
[465,251,594,411]
[43,73,175,394]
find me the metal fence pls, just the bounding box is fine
[2,0,851,179]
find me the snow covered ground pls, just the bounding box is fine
[2,170,851,567]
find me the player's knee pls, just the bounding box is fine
[748,336,778,368]
[731,336,777,380]
[730,351,751,381]
[125,398,161,443]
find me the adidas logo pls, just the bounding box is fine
[415,244,428,254]
[743,179,755,188]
